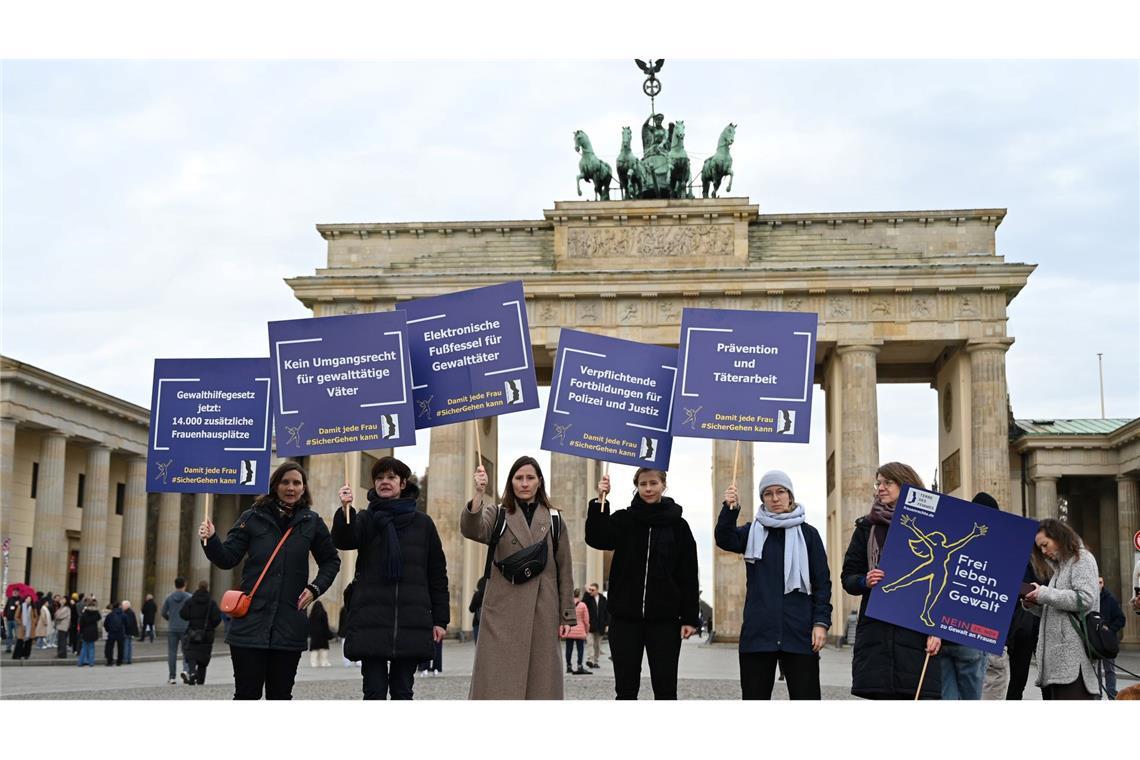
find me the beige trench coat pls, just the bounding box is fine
[461,498,575,699]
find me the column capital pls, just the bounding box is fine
[835,342,882,357]
[86,442,114,452]
[1033,475,1059,484]
[1116,474,1138,484]
[965,337,1015,354]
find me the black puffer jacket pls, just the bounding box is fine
[179,589,222,661]
[79,608,101,643]
[331,481,449,662]
[841,517,941,699]
[203,503,340,651]
[585,495,699,626]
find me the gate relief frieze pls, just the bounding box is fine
[566,223,733,259]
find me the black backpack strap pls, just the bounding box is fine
[551,512,561,554]
[481,507,508,585]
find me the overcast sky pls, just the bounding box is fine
[3,59,1138,599]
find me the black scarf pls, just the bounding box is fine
[627,495,683,526]
[366,487,418,581]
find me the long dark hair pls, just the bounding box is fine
[500,455,553,514]
[1031,518,1083,581]
[253,460,313,510]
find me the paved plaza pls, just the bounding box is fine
[4,635,1137,700]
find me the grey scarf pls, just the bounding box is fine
[744,503,811,595]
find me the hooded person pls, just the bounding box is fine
[332,456,449,700]
[714,469,832,699]
[586,467,699,700]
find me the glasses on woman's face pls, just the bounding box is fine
[762,488,789,501]
[874,478,896,490]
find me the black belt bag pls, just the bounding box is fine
[479,505,562,586]
[495,539,548,584]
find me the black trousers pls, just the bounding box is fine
[229,645,302,700]
[56,633,69,658]
[104,638,123,665]
[1005,628,1038,700]
[608,617,681,700]
[565,639,585,668]
[186,654,210,684]
[739,651,821,700]
[361,657,418,700]
[1041,677,1093,700]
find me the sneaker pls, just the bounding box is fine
[168,678,176,685]
[586,662,599,668]
[566,665,573,674]
[180,672,190,684]
[574,667,592,675]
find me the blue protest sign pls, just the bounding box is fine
[672,308,817,443]
[268,311,416,455]
[148,358,272,494]
[541,329,677,468]
[402,281,538,427]
[866,486,1038,654]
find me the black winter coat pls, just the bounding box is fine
[308,602,333,650]
[842,517,941,699]
[583,592,608,633]
[141,598,157,626]
[79,608,101,642]
[179,589,221,661]
[122,608,140,637]
[331,482,449,662]
[714,503,832,654]
[203,502,340,651]
[585,495,699,626]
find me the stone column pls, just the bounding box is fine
[118,456,148,609]
[966,339,1013,510]
[1098,483,1121,596]
[427,422,473,634]
[834,344,880,636]
[0,418,16,526]
[29,431,68,593]
[188,494,212,589]
[155,492,182,631]
[712,438,753,643]
[837,344,880,528]
[550,452,589,590]
[77,445,112,602]
[1117,477,1139,646]
[1033,476,1059,521]
[303,453,346,618]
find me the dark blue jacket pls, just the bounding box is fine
[103,608,127,640]
[714,504,832,654]
[1100,588,1125,635]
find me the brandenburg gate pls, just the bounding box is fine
[286,197,1034,640]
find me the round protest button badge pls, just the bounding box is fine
[1133,530,1140,552]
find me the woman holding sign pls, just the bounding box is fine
[587,468,700,700]
[199,461,341,700]
[462,457,575,699]
[1022,518,1100,699]
[715,470,832,699]
[841,462,942,699]
[333,456,450,700]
